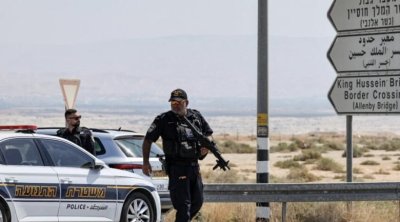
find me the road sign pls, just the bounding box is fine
[328,74,400,114]
[328,0,400,32]
[328,31,400,73]
[59,79,80,109]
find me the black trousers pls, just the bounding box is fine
[168,164,203,222]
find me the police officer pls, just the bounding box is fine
[57,108,96,155]
[142,89,212,222]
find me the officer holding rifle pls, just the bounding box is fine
[142,89,212,222]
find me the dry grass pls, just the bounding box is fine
[285,166,320,182]
[163,202,400,222]
[163,133,400,221]
[314,157,344,173]
[274,159,301,169]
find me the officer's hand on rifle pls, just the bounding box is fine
[200,147,209,156]
[142,162,152,176]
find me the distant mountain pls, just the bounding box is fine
[0,35,336,116]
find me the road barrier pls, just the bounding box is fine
[203,182,400,221]
[204,182,400,202]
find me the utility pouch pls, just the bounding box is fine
[177,124,198,159]
[178,141,198,158]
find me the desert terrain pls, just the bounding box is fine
[200,133,400,183]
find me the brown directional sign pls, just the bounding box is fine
[328,0,400,32]
[328,74,400,114]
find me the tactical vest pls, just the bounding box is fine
[162,114,201,160]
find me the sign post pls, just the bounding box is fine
[327,0,400,189]
[59,79,80,110]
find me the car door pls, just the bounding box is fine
[39,138,117,222]
[0,138,59,222]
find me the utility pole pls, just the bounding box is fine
[256,0,269,221]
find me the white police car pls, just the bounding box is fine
[0,125,161,222]
[35,127,172,212]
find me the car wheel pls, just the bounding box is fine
[0,202,9,222]
[120,192,156,222]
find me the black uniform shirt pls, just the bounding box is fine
[57,127,95,155]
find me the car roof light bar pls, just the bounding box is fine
[0,125,38,130]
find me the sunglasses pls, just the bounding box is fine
[170,100,185,105]
[68,115,81,120]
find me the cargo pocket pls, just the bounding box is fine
[168,166,189,209]
[168,165,188,191]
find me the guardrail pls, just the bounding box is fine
[204,182,400,202]
[203,182,400,222]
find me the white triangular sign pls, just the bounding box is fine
[59,79,80,109]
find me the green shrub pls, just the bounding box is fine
[314,157,344,173]
[287,143,299,152]
[342,145,368,158]
[358,136,388,150]
[322,141,344,151]
[360,160,380,165]
[294,150,322,161]
[378,138,400,151]
[393,164,400,171]
[217,140,255,153]
[270,142,287,153]
[375,169,390,175]
[290,138,309,149]
[274,159,301,169]
[271,142,298,153]
[286,166,320,182]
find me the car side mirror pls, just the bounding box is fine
[81,160,105,170]
[93,160,106,170]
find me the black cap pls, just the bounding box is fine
[168,88,188,101]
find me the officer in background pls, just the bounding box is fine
[142,89,212,222]
[57,108,96,155]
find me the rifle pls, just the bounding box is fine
[181,116,230,171]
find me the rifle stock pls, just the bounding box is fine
[181,116,230,171]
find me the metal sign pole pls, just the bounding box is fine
[346,115,353,221]
[346,115,353,182]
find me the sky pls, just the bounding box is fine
[0,0,337,116]
[0,0,334,45]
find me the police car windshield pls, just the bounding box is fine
[114,138,164,157]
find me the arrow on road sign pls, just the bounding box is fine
[59,79,80,109]
[328,0,400,32]
[328,74,400,115]
[328,32,400,73]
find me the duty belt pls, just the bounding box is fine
[169,160,199,166]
